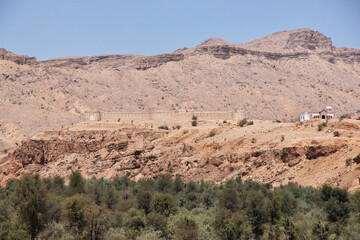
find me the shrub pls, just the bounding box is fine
[238,118,247,127]
[191,115,197,127]
[209,130,216,137]
[223,120,227,123]
[158,125,169,130]
[247,121,254,126]
[318,124,323,131]
[345,158,352,166]
[275,120,281,123]
[3,148,8,154]
[333,131,340,137]
[321,122,327,127]
[280,135,285,142]
[175,125,181,130]
[251,138,257,143]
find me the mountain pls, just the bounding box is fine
[1,28,360,151]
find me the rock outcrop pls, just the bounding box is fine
[1,120,360,192]
[0,48,37,65]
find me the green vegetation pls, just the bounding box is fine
[192,115,198,127]
[209,130,217,137]
[1,171,360,239]
[237,118,247,127]
[333,131,340,137]
[345,158,353,166]
[158,125,169,130]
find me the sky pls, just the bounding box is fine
[0,0,359,60]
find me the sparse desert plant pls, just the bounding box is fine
[158,125,169,130]
[117,118,121,122]
[345,158,352,166]
[251,138,257,143]
[275,120,281,123]
[3,148,8,154]
[247,121,254,125]
[238,118,247,127]
[223,120,227,123]
[321,122,327,127]
[281,135,285,142]
[333,131,340,137]
[318,124,323,131]
[339,116,346,122]
[176,125,181,130]
[191,115,197,127]
[209,130,216,137]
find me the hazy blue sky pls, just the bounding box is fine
[0,0,359,60]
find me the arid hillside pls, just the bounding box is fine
[1,119,360,192]
[1,28,360,154]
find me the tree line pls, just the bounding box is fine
[0,171,360,239]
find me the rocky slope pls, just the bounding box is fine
[1,28,360,154]
[1,119,360,192]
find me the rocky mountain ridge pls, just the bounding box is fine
[1,28,360,152]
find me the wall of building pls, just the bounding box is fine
[84,110,244,122]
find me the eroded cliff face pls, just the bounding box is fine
[1,120,360,192]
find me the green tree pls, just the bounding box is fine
[246,191,268,237]
[0,221,28,240]
[146,212,167,237]
[156,174,173,193]
[137,190,152,214]
[12,173,48,240]
[150,193,177,217]
[312,221,330,240]
[62,194,88,239]
[218,184,239,212]
[219,219,237,240]
[175,216,199,240]
[69,170,85,195]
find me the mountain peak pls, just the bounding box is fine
[198,38,229,46]
[244,28,333,53]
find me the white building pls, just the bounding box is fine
[300,106,335,121]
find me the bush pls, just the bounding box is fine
[318,124,323,131]
[209,130,216,137]
[3,148,8,154]
[158,125,169,130]
[238,118,247,127]
[191,115,197,127]
[247,121,254,126]
[333,131,340,137]
[345,158,352,166]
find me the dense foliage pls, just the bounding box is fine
[0,171,360,239]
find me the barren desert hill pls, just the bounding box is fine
[1,28,360,151]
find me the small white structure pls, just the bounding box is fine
[300,112,310,121]
[300,106,335,121]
